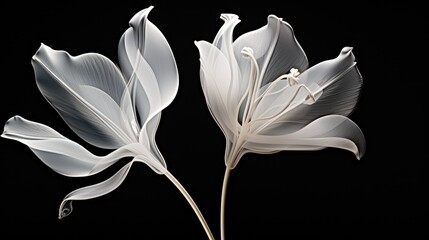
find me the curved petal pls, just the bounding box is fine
[212,14,246,108]
[118,6,179,132]
[59,160,132,219]
[255,47,363,135]
[246,115,365,160]
[195,40,237,140]
[59,157,166,219]
[1,116,145,177]
[233,15,308,87]
[138,113,167,171]
[32,44,136,149]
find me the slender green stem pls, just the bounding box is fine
[164,170,215,240]
[220,167,232,240]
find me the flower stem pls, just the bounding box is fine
[221,167,232,240]
[164,170,215,240]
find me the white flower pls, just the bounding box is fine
[195,14,365,169]
[2,6,178,218]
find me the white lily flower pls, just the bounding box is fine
[2,8,214,239]
[2,6,177,219]
[195,14,365,239]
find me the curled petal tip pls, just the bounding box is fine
[3,115,20,136]
[220,14,239,22]
[130,6,154,28]
[146,5,154,13]
[267,14,281,21]
[356,149,365,160]
[59,201,73,219]
[267,15,286,25]
[342,46,353,54]
[143,5,154,12]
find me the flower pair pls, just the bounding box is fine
[2,6,364,239]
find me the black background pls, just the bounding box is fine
[1,1,426,238]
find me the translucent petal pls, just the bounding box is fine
[59,160,132,218]
[212,14,245,109]
[32,44,136,149]
[1,116,146,177]
[233,15,308,87]
[139,113,167,172]
[252,81,320,131]
[299,47,356,86]
[58,156,167,219]
[256,47,362,135]
[246,115,365,160]
[195,40,237,140]
[118,6,178,131]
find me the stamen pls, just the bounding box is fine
[250,83,315,131]
[286,68,300,86]
[240,47,260,125]
[254,68,301,105]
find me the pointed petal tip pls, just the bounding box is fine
[145,5,154,14]
[130,6,154,27]
[141,5,154,13]
[194,40,209,50]
[356,149,365,160]
[33,43,54,60]
[342,46,354,54]
[37,42,50,51]
[33,44,45,59]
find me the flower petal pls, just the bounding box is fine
[1,116,146,177]
[212,14,246,108]
[118,6,179,131]
[246,115,365,160]
[195,40,237,140]
[251,81,320,132]
[59,160,131,218]
[233,15,308,87]
[139,113,167,171]
[59,156,166,219]
[255,47,362,135]
[32,44,136,149]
